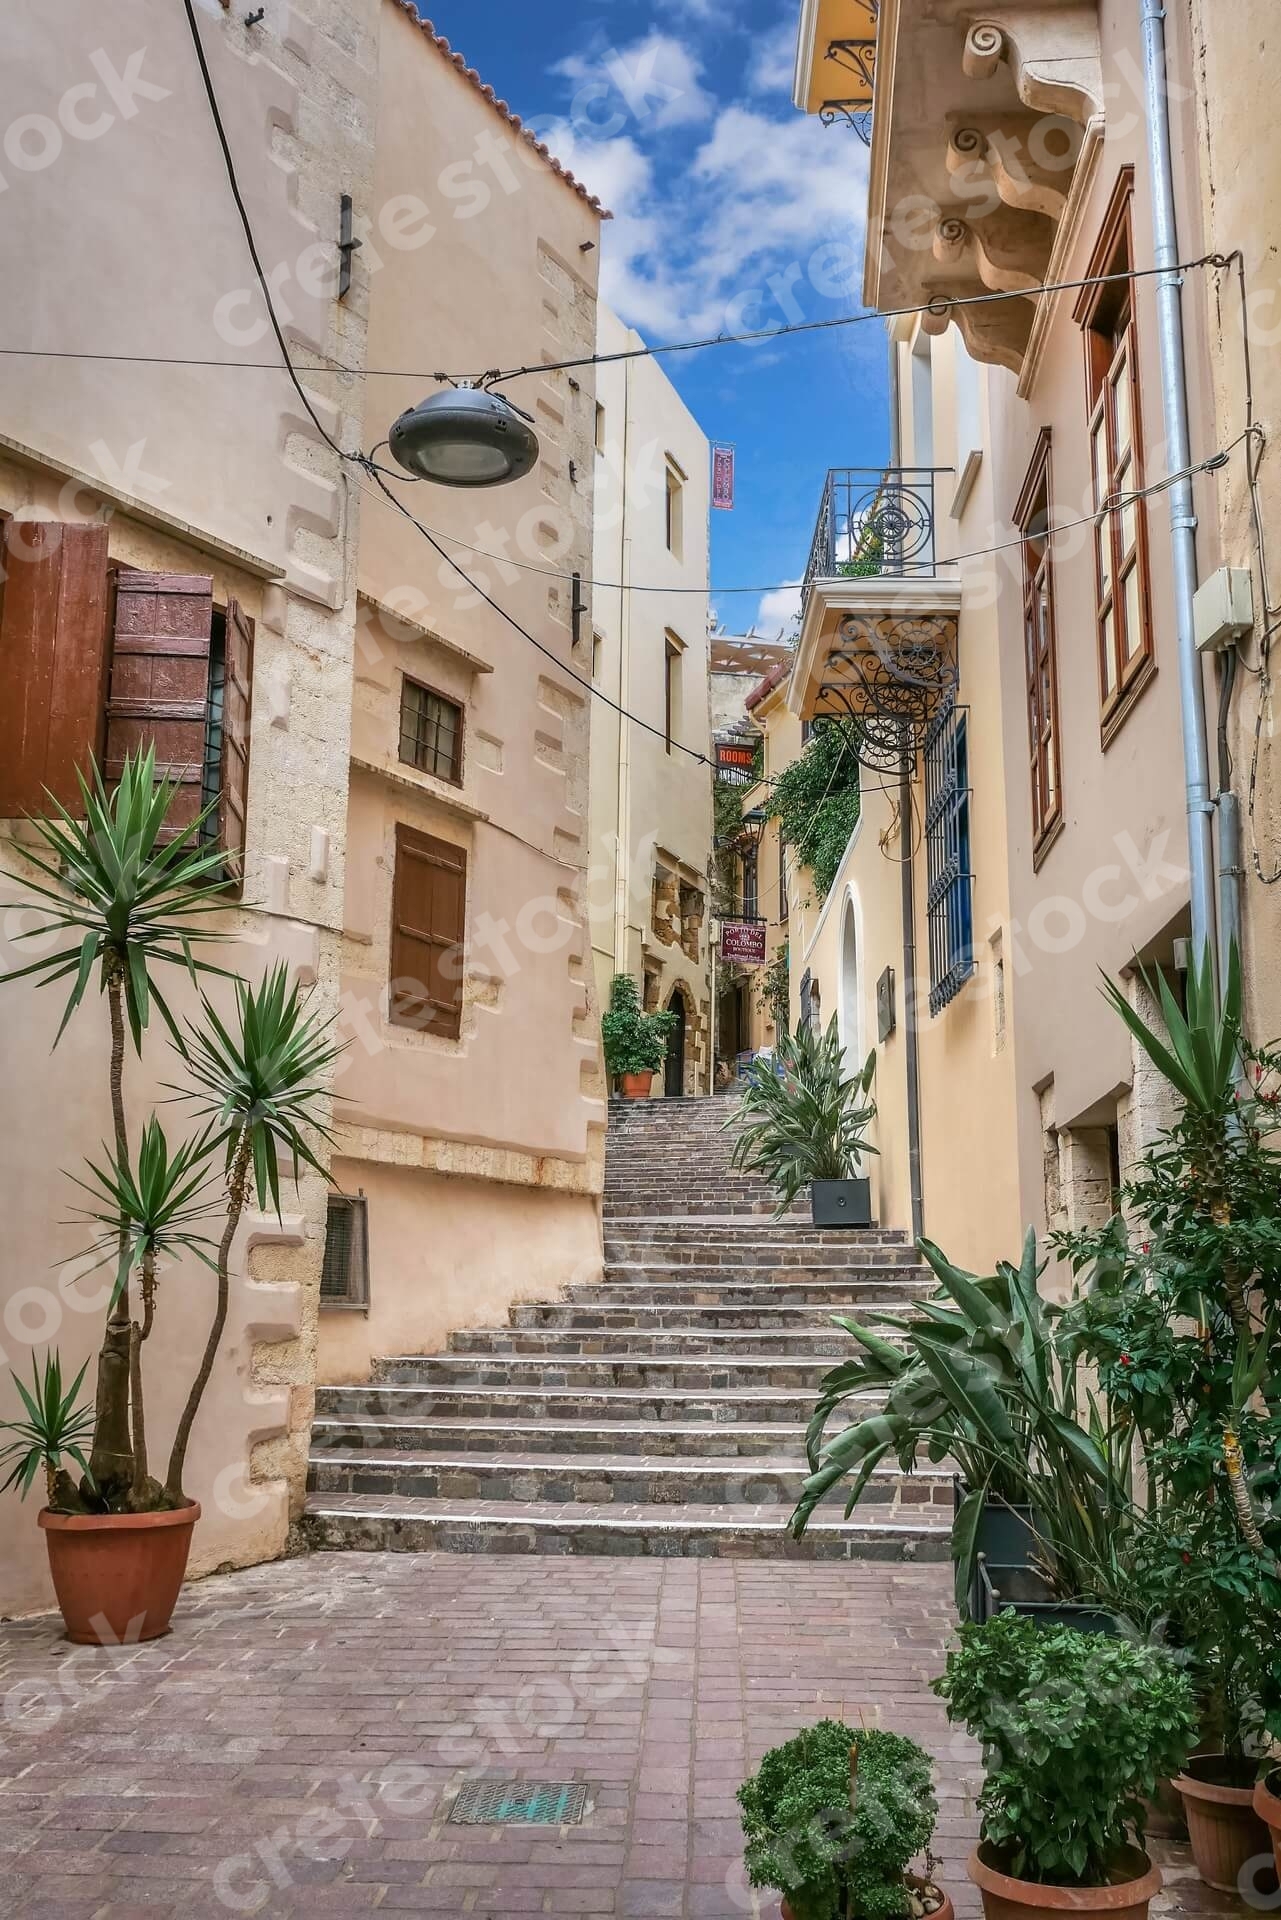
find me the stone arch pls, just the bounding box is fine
[839,889,862,1069]
[664,980,691,1097]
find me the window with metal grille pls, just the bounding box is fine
[320,1193,369,1309]
[399,676,463,784]
[924,698,974,1016]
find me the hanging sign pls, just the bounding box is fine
[720,919,768,966]
[711,443,736,511]
[715,738,757,785]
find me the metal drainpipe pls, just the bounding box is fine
[1216,649,1244,988]
[1139,0,1219,977]
[900,764,925,1245]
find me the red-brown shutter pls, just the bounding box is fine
[389,824,467,1039]
[219,599,254,888]
[0,518,110,816]
[105,572,213,836]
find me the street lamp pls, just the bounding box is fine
[738,807,768,848]
[388,381,540,487]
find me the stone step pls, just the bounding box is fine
[447,1325,871,1358]
[602,1221,910,1242]
[603,1242,919,1269]
[514,1297,920,1327]
[315,1381,877,1424]
[310,1414,813,1456]
[306,1449,953,1511]
[375,1352,842,1390]
[301,1492,951,1561]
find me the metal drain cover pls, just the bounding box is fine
[448,1780,588,1827]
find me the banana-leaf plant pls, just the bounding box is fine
[790,1228,1137,1615]
[728,1015,877,1216]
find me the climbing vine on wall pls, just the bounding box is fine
[767,723,861,904]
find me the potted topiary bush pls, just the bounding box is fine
[737,1721,949,1920]
[729,1014,877,1225]
[0,752,339,1643]
[601,972,678,1098]
[933,1614,1197,1920]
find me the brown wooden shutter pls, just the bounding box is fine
[105,572,213,835]
[0,518,110,816]
[219,599,254,887]
[389,824,467,1039]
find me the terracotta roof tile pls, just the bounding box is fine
[388,2,612,217]
[745,657,792,710]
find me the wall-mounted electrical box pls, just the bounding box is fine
[1194,566,1254,652]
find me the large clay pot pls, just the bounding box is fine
[39,1503,199,1645]
[1252,1772,1281,1879]
[619,1071,654,1099]
[782,1892,954,1920]
[1175,1758,1271,1893]
[968,1845,1160,1920]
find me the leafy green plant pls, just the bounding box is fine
[600,973,678,1080]
[730,1015,876,1215]
[757,941,790,1031]
[933,1615,1197,1886]
[767,723,861,904]
[738,1722,938,1920]
[0,1353,95,1507]
[791,1229,1135,1617]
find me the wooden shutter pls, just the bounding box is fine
[219,599,254,887]
[105,572,213,836]
[0,518,110,816]
[389,824,467,1039]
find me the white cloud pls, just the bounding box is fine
[553,32,714,135]
[745,16,799,99]
[756,580,803,638]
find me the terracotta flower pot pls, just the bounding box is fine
[619,1070,654,1099]
[1175,1759,1271,1893]
[1251,1772,1281,1880]
[968,1845,1160,1920]
[781,1887,954,1920]
[39,1503,199,1645]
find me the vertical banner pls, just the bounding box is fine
[711,443,735,511]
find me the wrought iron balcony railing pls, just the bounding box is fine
[802,467,951,607]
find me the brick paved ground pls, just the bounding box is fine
[0,1553,1247,1920]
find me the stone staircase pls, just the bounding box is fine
[302,1096,951,1560]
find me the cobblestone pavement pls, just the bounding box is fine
[0,1553,1248,1920]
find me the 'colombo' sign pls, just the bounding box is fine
[720,920,767,966]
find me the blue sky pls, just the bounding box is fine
[422,0,891,637]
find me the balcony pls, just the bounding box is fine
[791,466,961,771]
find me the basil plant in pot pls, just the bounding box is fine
[0,752,340,1644]
[730,1014,877,1225]
[601,972,678,1098]
[934,1615,1197,1920]
[737,1721,950,1920]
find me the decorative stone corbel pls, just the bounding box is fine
[924,285,1035,375]
[932,205,1054,295]
[958,7,1104,125]
[947,114,1085,220]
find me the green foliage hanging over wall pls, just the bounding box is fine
[768,723,861,904]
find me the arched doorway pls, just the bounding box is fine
[664,985,687,1097]
[840,896,860,1067]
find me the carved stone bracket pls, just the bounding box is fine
[933,204,1054,293]
[946,113,1085,219]
[960,8,1104,123]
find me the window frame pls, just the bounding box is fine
[1074,168,1155,741]
[388,821,467,1040]
[664,458,685,559]
[398,673,464,787]
[663,632,683,755]
[1014,429,1064,863]
[924,697,975,1017]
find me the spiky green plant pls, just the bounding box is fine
[165,964,343,1500]
[729,1015,877,1216]
[0,748,230,1502]
[0,1354,95,1507]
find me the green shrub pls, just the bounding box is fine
[768,723,861,904]
[933,1615,1197,1887]
[738,1722,938,1920]
[729,1015,876,1215]
[600,973,678,1079]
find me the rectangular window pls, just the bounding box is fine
[1015,430,1062,858]
[595,402,606,453]
[389,823,467,1038]
[665,459,684,559]
[664,633,682,755]
[741,846,759,922]
[0,517,110,818]
[1074,169,1154,736]
[399,676,463,785]
[320,1193,370,1310]
[924,697,974,1016]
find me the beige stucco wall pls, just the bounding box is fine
[1181,0,1281,1046]
[318,2,608,1385]
[0,0,377,1615]
[588,303,714,1092]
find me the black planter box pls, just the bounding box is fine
[810,1177,872,1228]
[979,1559,1120,1636]
[955,1481,1037,1622]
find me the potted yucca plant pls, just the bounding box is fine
[730,1015,877,1224]
[0,750,340,1643]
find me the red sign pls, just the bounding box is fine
[720,919,767,966]
[716,740,757,782]
[711,443,735,511]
